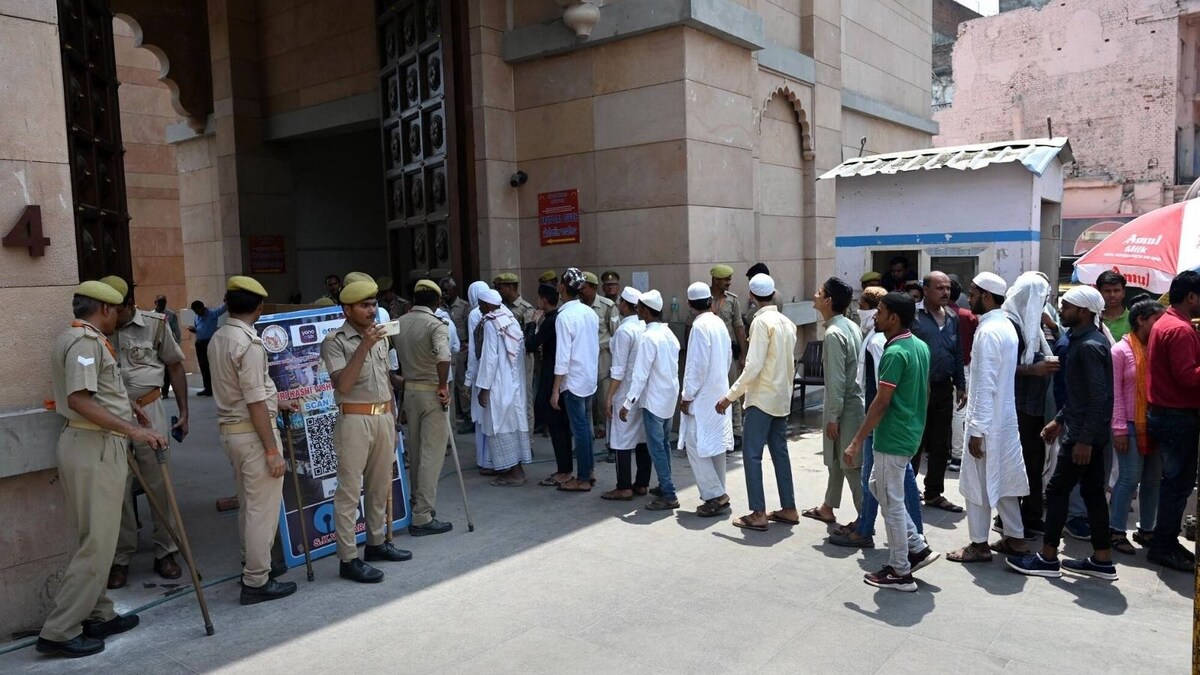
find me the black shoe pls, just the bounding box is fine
[240,578,298,605]
[733,436,743,451]
[649,486,663,497]
[645,498,679,511]
[35,635,104,658]
[269,560,289,579]
[606,450,616,464]
[947,458,961,472]
[196,390,213,397]
[409,518,453,537]
[364,542,413,562]
[339,558,385,583]
[1148,548,1195,572]
[82,614,139,639]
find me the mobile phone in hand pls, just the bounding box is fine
[171,415,184,443]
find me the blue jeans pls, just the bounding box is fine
[742,406,794,513]
[1109,422,1162,533]
[563,391,595,480]
[856,434,924,537]
[642,411,676,500]
[1148,409,1199,555]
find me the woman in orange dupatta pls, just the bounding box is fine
[1109,299,1167,554]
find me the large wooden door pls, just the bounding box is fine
[58,0,132,282]
[376,0,474,292]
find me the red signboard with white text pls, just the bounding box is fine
[538,189,580,246]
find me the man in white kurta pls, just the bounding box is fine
[601,287,649,500]
[681,282,734,517]
[463,281,491,470]
[475,288,533,485]
[949,273,1030,563]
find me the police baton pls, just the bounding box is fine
[444,405,474,532]
[281,411,315,582]
[125,446,214,636]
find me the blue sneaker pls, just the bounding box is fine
[1062,556,1118,581]
[1065,517,1091,541]
[1006,552,1062,578]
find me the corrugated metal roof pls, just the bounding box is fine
[818,137,1073,180]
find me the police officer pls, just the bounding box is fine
[494,273,536,429]
[208,276,299,605]
[688,264,747,450]
[37,281,167,658]
[600,270,621,303]
[394,279,453,536]
[98,276,189,590]
[581,272,617,453]
[538,269,558,286]
[321,280,412,584]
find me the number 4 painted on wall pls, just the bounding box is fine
[3,206,49,256]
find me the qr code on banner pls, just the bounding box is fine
[304,412,339,479]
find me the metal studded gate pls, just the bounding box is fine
[376,0,474,291]
[58,0,133,282]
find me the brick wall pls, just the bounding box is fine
[933,0,980,44]
[935,0,1181,195]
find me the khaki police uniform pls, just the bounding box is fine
[111,309,184,566]
[40,321,133,642]
[320,321,396,561]
[209,317,284,588]
[393,305,451,526]
[445,296,470,416]
[689,290,745,437]
[590,295,617,432]
[505,296,537,428]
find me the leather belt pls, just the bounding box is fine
[67,420,128,439]
[340,401,393,416]
[220,421,257,435]
[405,383,439,392]
[135,389,161,407]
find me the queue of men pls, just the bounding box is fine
[35,262,1200,657]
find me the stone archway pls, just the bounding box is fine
[763,85,815,161]
[110,0,212,129]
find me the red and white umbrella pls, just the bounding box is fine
[1073,199,1200,293]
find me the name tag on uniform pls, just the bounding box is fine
[77,356,95,366]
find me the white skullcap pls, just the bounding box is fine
[1061,285,1104,324]
[620,286,641,305]
[478,288,502,306]
[640,289,664,312]
[973,272,1008,297]
[687,282,711,301]
[748,273,775,297]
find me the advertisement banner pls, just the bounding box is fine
[256,308,411,568]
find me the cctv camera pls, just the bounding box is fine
[510,170,528,187]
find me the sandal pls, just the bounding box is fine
[538,476,565,487]
[768,510,801,525]
[733,514,768,531]
[697,500,731,518]
[479,468,499,476]
[924,496,964,513]
[490,477,526,487]
[947,544,993,563]
[1132,529,1154,547]
[601,489,634,501]
[800,507,835,524]
[557,479,592,492]
[1111,532,1136,555]
[988,538,1027,556]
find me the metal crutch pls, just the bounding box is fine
[444,406,474,532]
[281,412,314,582]
[125,450,214,636]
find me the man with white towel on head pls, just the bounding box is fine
[681,281,734,517]
[948,273,1030,563]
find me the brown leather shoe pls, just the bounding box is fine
[107,564,129,589]
[154,554,182,580]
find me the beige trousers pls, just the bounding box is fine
[40,428,127,642]
[404,390,449,526]
[334,413,396,560]
[114,398,177,565]
[221,429,284,588]
[593,348,612,433]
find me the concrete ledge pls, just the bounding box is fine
[842,89,939,136]
[264,92,381,142]
[0,409,63,479]
[757,42,815,85]
[165,114,215,144]
[502,0,765,63]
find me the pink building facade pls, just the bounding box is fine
[935,0,1200,255]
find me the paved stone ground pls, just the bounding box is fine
[1,389,1192,673]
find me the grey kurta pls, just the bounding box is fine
[821,314,866,469]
